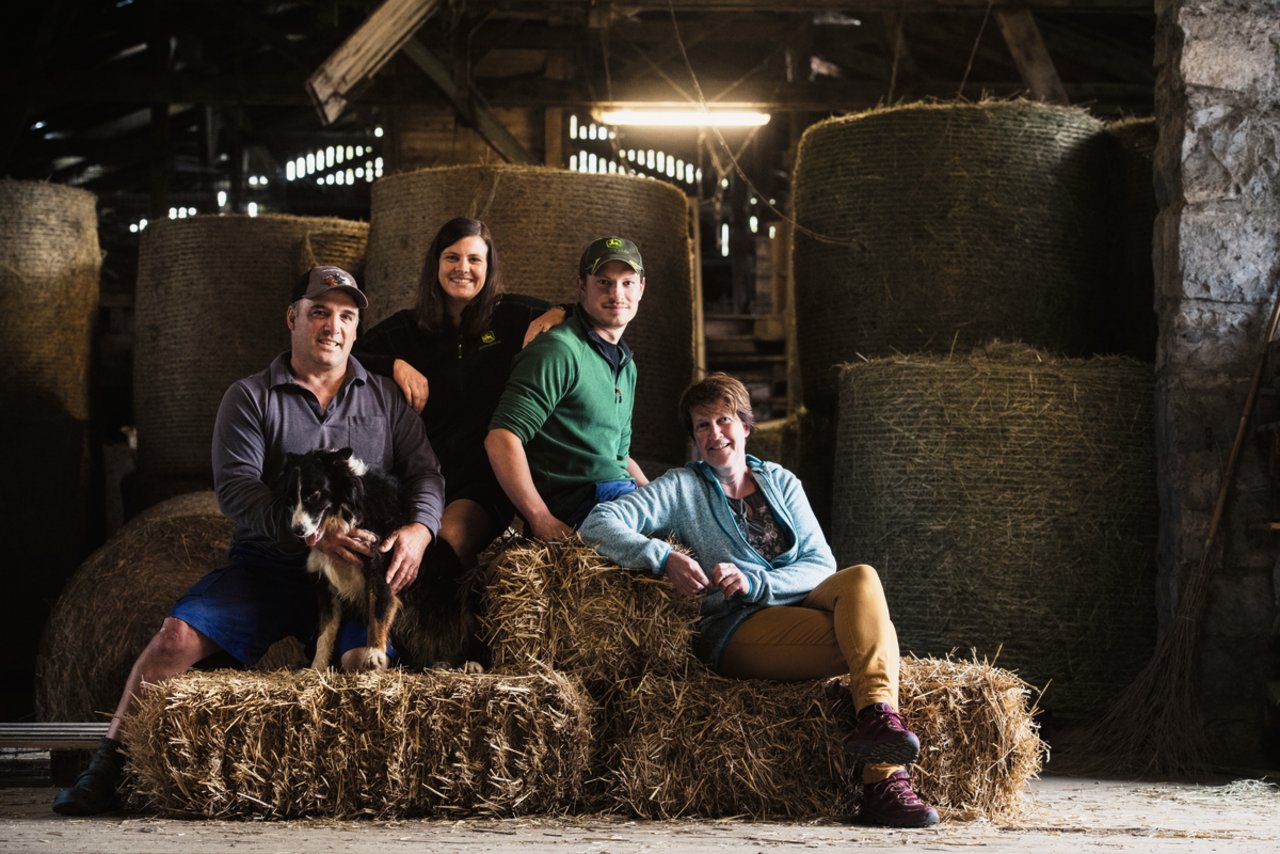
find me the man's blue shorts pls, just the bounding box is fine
[170,542,394,667]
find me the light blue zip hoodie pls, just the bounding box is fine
[578,455,837,667]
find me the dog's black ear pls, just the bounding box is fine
[336,447,354,461]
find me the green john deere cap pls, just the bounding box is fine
[579,236,644,277]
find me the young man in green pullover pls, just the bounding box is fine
[485,237,650,539]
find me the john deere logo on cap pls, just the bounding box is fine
[606,238,623,249]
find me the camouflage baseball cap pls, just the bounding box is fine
[579,236,644,277]
[291,265,368,308]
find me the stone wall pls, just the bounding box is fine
[1154,0,1280,764]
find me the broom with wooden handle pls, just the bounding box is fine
[1081,286,1280,777]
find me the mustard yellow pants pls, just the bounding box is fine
[717,564,901,782]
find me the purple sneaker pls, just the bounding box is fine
[845,702,921,766]
[860,770,940,827]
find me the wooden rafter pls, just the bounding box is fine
[995,8,1068,104]
[399,39,537,165]
[306,0,442,125]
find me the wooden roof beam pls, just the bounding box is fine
[995,8,1068,103]
[400,38,537,164]
[306,0,441,125]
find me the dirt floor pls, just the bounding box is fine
[3,774,1279,853]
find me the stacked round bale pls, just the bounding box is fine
[832,344,1158,716]
[480,536,1045,820]
[786,101,1114,528]
[131,214,368,511]
[34,492,305,723]
[791,101,1109,413]
[365,165,695,468]
[0,179,101,680]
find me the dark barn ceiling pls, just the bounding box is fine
[1,0,1156,279]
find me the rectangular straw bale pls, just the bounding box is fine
[598,670,856,819]
[889,656,1044,821]
[481,536,701,684]
[599,657,1043,822]
[124,668,593,819]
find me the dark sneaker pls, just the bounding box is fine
[860,770,940,827]
[52,738,124,816]
[844,702,921,766]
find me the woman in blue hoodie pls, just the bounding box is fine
[579,372,938,828]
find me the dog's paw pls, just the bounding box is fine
[356,647,390,672]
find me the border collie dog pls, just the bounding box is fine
[283,447,483,672]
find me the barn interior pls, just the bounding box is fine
[1,0,1278,844]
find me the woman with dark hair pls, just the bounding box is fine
[356,217,563,565]
[579,372,939,828]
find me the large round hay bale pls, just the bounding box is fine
[0,179,101,684]
[0,179,100,421]
[599,656,1042,821]
[366,165,695,465]
[792,101,1108,412]
[1099,117,1158,360]
[831,344,1157,715]
[34,492,303,722]
[133,214,368,479]
[124,669,594,818]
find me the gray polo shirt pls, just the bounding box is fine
[212,352,444,556]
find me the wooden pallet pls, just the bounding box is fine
[0,722,108,750]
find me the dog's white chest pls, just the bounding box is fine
[307,551,366,604]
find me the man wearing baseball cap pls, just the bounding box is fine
[53,266,444,816]
[486,236,650,539]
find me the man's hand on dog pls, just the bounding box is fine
[380,522,432,594]
[313,529,377,566]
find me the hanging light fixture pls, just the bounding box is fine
[598,107,770,128]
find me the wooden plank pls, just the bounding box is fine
[995,8,1069,104]
[306,0,442,125]
[690,196,706,378]
[0,723,109,750]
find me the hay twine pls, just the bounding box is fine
[832,342,1158,716]
[0,179,100,421]
[366,165,694,466]
[34,492,301,722]
[124,668,595,819]
[480,535,700,685]
[133,214,368,476]
[599,654,1043,821]
[791,100,1108,411]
